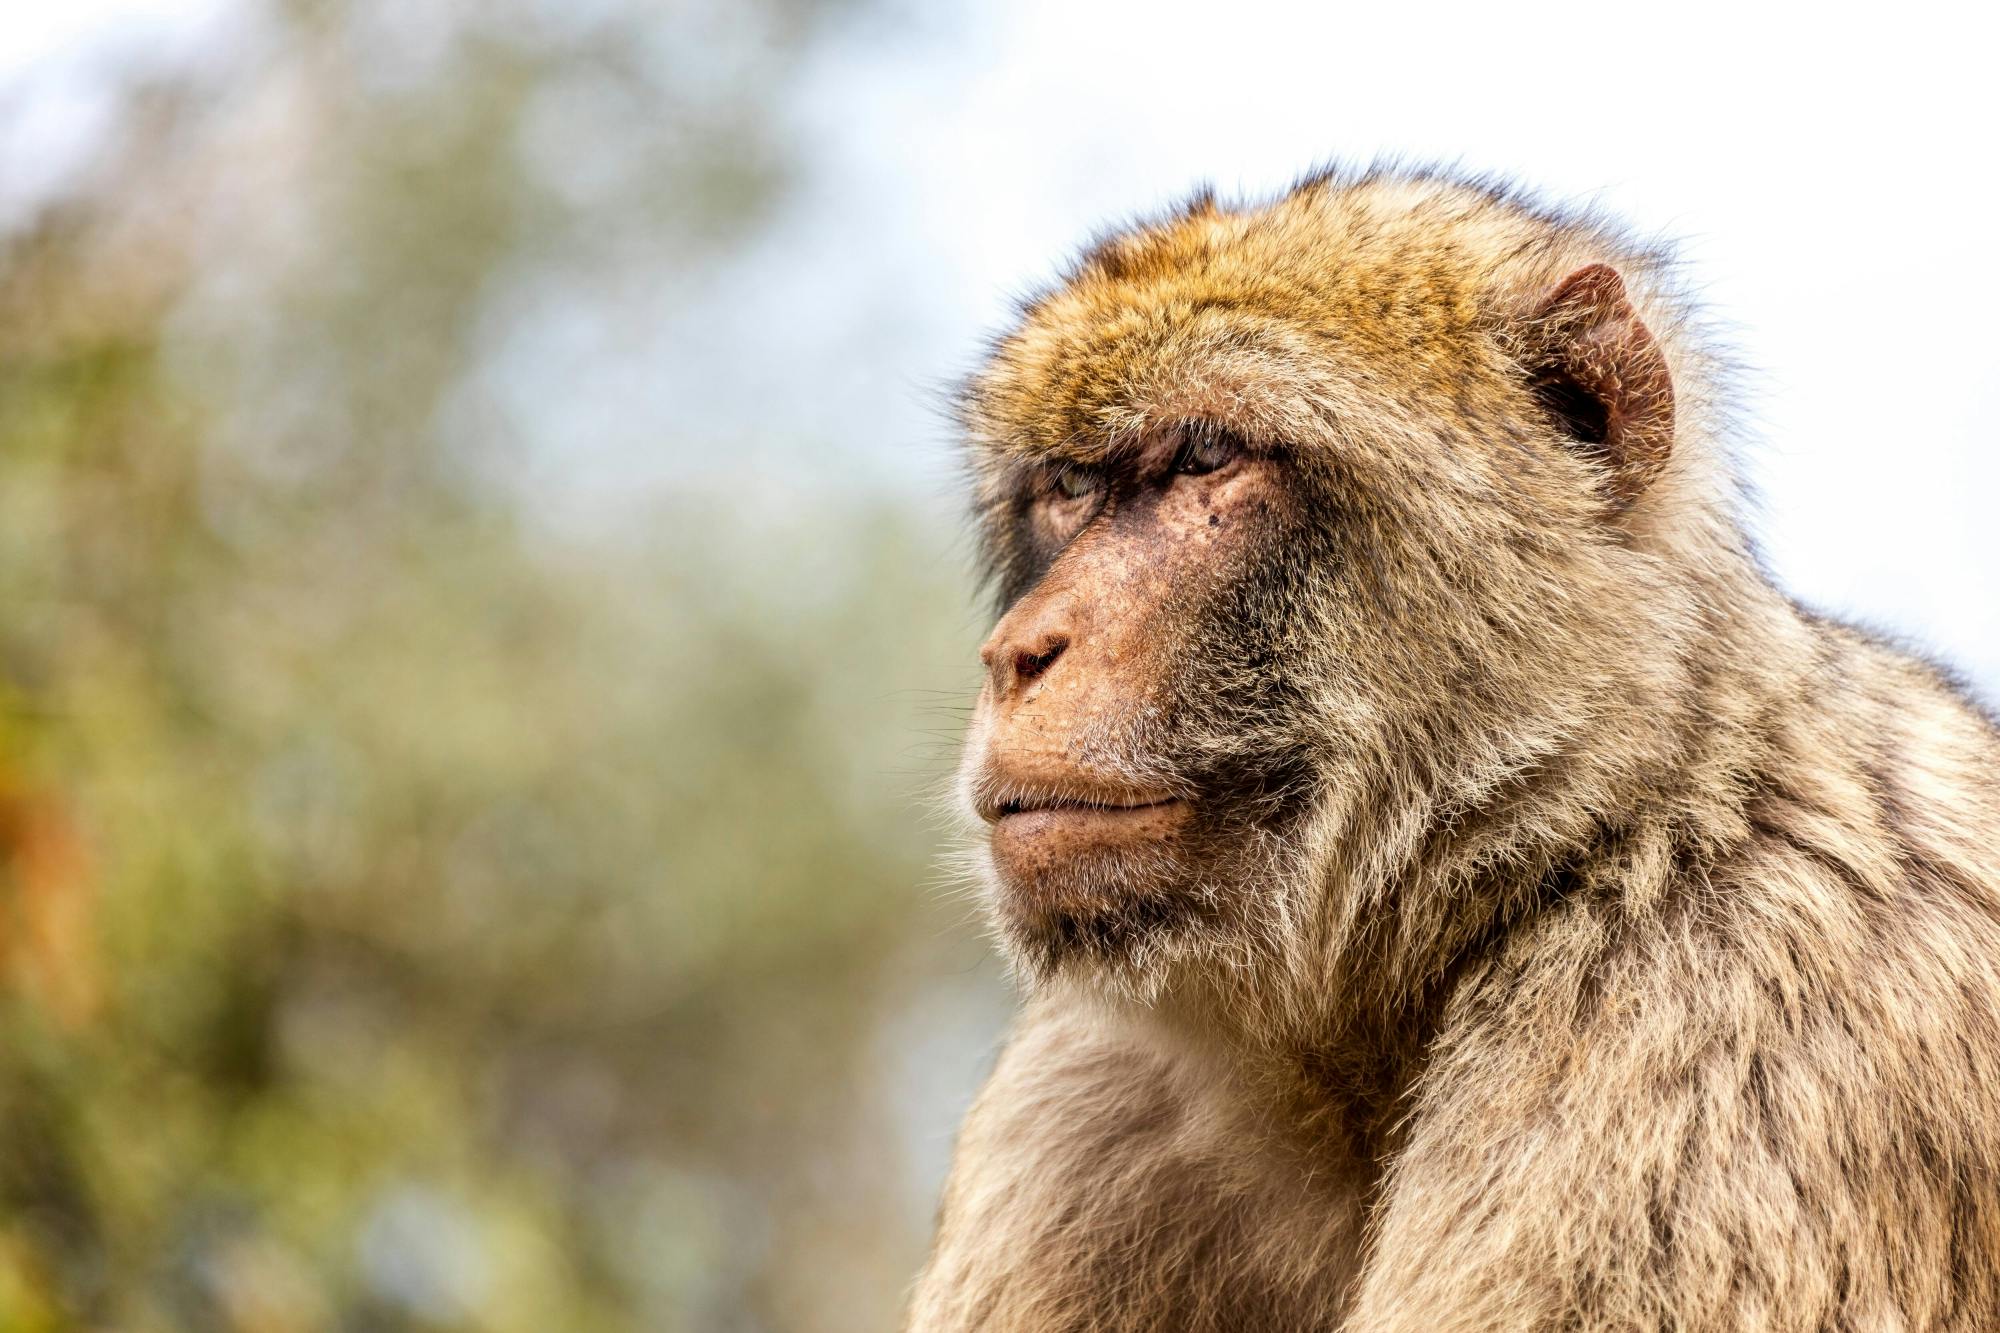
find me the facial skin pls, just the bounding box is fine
[961,424,1318,973]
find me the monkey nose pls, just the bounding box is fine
[979,624,1071,699]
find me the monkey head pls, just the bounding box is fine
[957,174,1703,993]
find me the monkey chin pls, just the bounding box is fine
[984,801,1220,981]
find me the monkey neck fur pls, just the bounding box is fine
[1047,528,1812,1152]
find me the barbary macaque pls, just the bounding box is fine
[909,166,2000,1331]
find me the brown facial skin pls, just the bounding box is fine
[964,426,1308,968]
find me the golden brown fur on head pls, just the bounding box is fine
[916,163,2000,1331]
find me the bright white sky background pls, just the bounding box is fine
[4,0,1997,689]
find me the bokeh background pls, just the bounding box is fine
[0,1,1992,1328]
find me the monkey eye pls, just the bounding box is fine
[1173,430,1240,476]
[1052,464,1103,500]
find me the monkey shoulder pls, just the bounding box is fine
[1357,774,2000,1329]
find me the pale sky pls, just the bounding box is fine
[2,0,1995,689]
[0,0,236,227]
[780,0,2000,687]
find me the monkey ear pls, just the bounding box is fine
[1526,264,1674,508]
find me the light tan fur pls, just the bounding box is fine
[911,165,2000,1331]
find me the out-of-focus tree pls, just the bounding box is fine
[0,2,996,1329]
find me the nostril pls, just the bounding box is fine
[1014,636,1068,684]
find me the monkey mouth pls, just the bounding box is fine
[977,788,1183,824]
[992,797,1184,840]
[978,779,1192,878]
[992,792,1176,816]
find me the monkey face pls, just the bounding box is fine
[961,424,1327,978]
[957,177,1686,988]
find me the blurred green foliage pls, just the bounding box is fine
[0,2,999,1328]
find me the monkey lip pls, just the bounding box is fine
[980,787,1192,875]
[977,789,1183,824]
